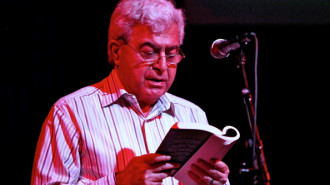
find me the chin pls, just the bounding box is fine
[143,89,166,101]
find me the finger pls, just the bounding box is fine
[153,154,172,162]
[200,175,215,185]
[214,160,230,175]
[197,159,229,184]
[208,169,228,184]
[197,159,213,172]
[189,169,218,185]
[145,170,169,182]
[213,160,230,183]
[191,163,208,179]
[153,162,180,172]
[197,159,222,180]
[143,153,171,164]
[188,170,204,184]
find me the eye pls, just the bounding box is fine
[138,45,159,59]
[139,45,155,53]
[166,48,179,55]
[140,51,157,59]
[166,54,177,59]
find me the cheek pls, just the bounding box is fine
[117,61,147,91]
[128,68,145,85]
[167,69,177,87]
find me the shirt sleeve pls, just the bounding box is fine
[31,104,116,185]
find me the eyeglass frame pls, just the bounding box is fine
[118,39,185,65]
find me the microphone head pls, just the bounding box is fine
[210,39,230,59]
[210,35,249,59]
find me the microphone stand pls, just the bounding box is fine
[236,45,270,185]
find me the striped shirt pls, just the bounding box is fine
[31,70,210,184]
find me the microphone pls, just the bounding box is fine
[210,33,252,59]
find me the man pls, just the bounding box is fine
[31,0,230,184]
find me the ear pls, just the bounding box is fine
[108,40,121,65]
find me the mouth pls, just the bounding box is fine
[150,78,165,82]
[146,77,166,87]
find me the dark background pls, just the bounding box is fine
[1,0,329,184]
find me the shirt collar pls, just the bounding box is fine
[100,70,128,107]
[100,70,175,117]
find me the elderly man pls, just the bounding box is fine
[31,0,230,184]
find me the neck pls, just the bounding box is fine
[140,103,153,117]
[137,96,159,117]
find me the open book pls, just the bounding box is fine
[156,122,240,185]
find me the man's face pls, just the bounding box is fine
[114,23,181,106]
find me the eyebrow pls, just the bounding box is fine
[138,41,180,51]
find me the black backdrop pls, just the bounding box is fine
[1,0,328,184]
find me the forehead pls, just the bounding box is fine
[128,23,180,47]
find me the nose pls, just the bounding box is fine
[152,55,168,73]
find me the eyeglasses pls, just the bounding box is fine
[123,41,185,65]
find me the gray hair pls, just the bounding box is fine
[107,0,185,65]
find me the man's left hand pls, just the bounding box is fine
[188,159,230,185]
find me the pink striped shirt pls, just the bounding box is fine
[31,70,210,184]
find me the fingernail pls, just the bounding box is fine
[164,155,171,160]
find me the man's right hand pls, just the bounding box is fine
[115,153,180,185]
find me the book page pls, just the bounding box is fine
[156,129,212,164]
